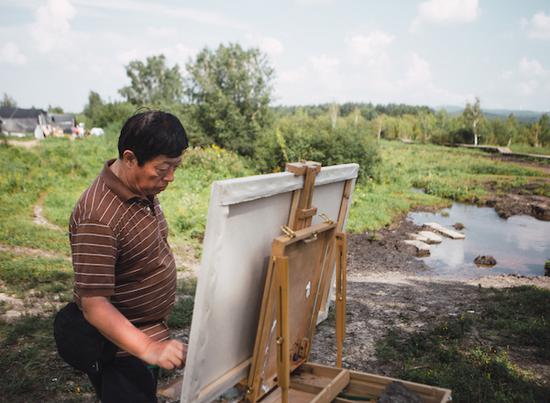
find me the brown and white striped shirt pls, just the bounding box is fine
[70,160,176,349]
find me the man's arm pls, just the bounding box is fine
[81,296,186,370]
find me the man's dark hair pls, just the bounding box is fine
[118,111,188,165]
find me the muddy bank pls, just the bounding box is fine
[309,214,550,388]
[483,176,550,221]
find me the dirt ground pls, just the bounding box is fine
[309,214,550,386]
[157,205,550,401]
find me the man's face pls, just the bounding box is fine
[130,154,182,196]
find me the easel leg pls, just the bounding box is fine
[335,233,347,368]
[275,256,290,403]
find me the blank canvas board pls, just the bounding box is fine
[180,164,358,403]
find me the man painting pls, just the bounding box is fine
[70,111,187,402]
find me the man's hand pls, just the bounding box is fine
[81,296,187,370]
[141,339,187,370]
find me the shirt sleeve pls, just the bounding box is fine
[71,220,117,297]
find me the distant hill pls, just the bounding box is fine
[438,105,548,123]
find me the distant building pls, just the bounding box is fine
[0,107,77,139]
[48,113,76,134]
[0,107,47,138]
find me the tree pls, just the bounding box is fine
[463,97,483,145]
[539,114,550,147]
[119,54,183,106]
[1,93,17,108]
[48,105,64,113]
[185,43,274,156]
[83,91,104,121]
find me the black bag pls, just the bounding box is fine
[53,302,116,373]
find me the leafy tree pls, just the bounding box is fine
[463,97,483,145]
[47,105,64,113]
[255,112,380,179]
[119,54,183,106]
[185,43,274,156]
[539,114,550,147]
[1,93,17,108]
[83,91,104,122]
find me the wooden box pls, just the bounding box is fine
[261,362,451,403]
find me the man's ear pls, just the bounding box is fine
[121,150,138,168]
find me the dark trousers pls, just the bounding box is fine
[87,356,159,403]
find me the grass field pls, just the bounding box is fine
[0,134,548,401]
[376,286,550,402]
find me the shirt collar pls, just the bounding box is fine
[100,159,147,203]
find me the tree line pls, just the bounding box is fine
[74,43,550,175]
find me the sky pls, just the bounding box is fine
[1,0,549,113]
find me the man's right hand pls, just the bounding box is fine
[81,296,188,371]
[140,339,187,370]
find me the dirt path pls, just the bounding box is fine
[5,139,39,149]
[33,193,65,231]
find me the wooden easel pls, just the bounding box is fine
[246,162,350,403]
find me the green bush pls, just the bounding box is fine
[254,114,381,179]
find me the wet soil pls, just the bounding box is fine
[309,214,550,388]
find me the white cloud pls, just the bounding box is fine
[518,80,538,96]
[276,54,343,103]
[519,57,548,77]
[0,42,27,65]
[158,43,196,66]
[293,0,333,5]
[29,0,76,53]
[406,53,432,84]
[347,31,394,60]
[259,37,284,58]
[500,58,550,101]
[75,0,248,31]
[500,70,513,80]
[117,43,195,67]
[145,26,178,38]
[310,54,340,77]
[411,0,480,32]
[523,11,550,40]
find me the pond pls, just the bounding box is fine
[408,203,550,278]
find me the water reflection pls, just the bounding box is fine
[408,203,550,278]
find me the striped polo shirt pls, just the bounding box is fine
[70,159,176,348]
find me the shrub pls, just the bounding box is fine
[254,114,381,179]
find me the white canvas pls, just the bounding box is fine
[180,164,358,403]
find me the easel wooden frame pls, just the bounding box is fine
[179,161,452,402]
[246,162,350,403]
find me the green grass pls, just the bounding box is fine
[346,141,548,231]
[510,144,550,156]
[0,251,72,298]
[375,286,550,403]
[0,315,95,403]
[168,297,194,329]
[1,132,549,401]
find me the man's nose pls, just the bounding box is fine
[164,168,175,182]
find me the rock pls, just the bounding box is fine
[453,222,465,230]
[417,231,443,244]
[424,222,465,239]
[531,203,550,221]
[410,231,443,244]
[368,232,383,242]
[474,255,497,266]
[545,260,550,277]
[402,240,430,257]
[157,377,183,401]
[378,381,423,403]
[2,310,23,322]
